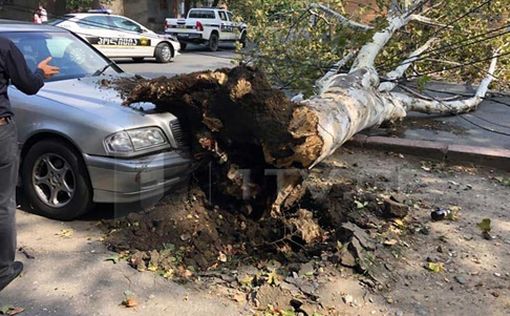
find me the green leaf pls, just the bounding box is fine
[0,306,13,315]
[426,262,444,273]
[477,218,491,233]
[104,255,120,264]
[354,200,368,209]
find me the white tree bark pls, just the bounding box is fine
[295,2,499,169]
[309,3,373,30]
[379,37,437,92]
[315,50,357,94]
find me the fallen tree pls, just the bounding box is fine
[118,0,504,219]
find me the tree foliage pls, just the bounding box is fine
[227,0,509,95]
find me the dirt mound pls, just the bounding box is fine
[103,171,408,279]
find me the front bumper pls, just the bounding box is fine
[84,150,191,203]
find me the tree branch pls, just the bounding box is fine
[389,50,499,114]
[379,37,437,92]
[315,50,357,94]
[408,14,448,27]
[350,0,430,71]
[309,3,373,31]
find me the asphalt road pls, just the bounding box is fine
[115,44,237,77]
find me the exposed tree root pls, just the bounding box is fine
[116,66,324,218]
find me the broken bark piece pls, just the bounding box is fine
[339,222,376,250]
[289,209,322,244]
[348,238,367,272]
[340,246,357,268]
[383,197,409,219]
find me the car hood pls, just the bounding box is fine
[37,75,157,115]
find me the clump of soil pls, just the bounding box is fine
[103,171,409,279]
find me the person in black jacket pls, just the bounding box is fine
[0,36,59,292]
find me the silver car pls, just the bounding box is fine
[2,21,191,220]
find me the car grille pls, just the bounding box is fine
[170,119,187,148]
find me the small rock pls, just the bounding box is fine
[361,278,376,288]
[494,272,502,278]
[386,297,394,304]
[415,306,429,316]
[395,311,404,316]
[340,248,357,268]
[342,294,354,305]
[491,291,500,297]
[454,275,466,285]
[298,261,315,277]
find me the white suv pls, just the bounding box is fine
[164,8,247,51]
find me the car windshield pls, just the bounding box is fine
[5,31,121,82]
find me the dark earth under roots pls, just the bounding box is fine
[103,165,411,279]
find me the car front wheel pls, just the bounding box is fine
[155,43,173,63]
[22,139,92,220]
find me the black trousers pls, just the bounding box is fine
[0,120,18,279]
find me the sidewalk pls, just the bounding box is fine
[348,82,510,170]
[0,211,243,316]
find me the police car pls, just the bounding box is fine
[50,9,180,63]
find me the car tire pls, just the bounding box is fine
[179,42,187,51]
[132,57,144,62]
[21,139,93,220]
[155,42,173,63]
[208,33,219,52]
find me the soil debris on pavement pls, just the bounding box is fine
[101,147,510,315]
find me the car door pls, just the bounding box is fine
[218,10,235,41]
[74,15,121,57]
[109,16,154,57]
[227,11,242,41]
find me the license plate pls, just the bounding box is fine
[177,25,185,28]
[178,34,189,38]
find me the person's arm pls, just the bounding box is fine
[5,41,58,95]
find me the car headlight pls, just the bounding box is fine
[105,127,168,154]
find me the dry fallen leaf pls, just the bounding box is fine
[55,229,74,238]
[383,239,399,247]
[0,306,25,316]
[122,290,138,308]
[218,252,228,262]
[426,262,444,273]
[122,298,138,308]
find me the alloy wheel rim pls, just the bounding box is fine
[32,153,75,208]
[161,45,171,60]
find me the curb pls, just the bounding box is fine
[346,134,510,171]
